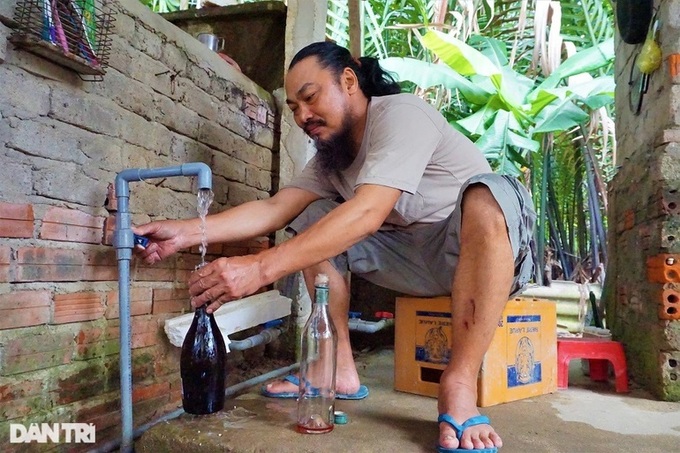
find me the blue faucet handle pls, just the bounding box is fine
[133,234,149,248]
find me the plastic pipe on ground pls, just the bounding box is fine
[229,327,284,351]
[348,318,394,333]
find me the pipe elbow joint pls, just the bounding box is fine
[181,162,212,190]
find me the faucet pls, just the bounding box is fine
[113,162,212,453]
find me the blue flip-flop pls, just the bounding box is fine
[261,375,369,400]
[436,414,498,453]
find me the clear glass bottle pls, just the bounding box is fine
[180,304,227,415]
[296,273,337,434]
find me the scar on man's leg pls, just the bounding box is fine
[469,298,476,324]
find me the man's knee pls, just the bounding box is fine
[460,184,506,235]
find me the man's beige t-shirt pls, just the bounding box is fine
[288,93,492,228]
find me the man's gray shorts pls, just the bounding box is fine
[287,174,536,298]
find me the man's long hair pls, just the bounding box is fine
[289,41,401,99]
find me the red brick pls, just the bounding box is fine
[152,288,191,314]
[83,411,122,436]
[0,245,10,262]
[0,202,34,238]
[0,202,33,220]
[53,292,105,324]
[222,245,249,257]
[131,316,161,349]
[221,237,270,256]
[106,323,120,340]
[0,395,43,420]
[131,348,157,382]
[55,360,109,404]
[105,287,153,319]
[75,396,121,431]
[0,245,10,282]
[16,247,119,282]
[16,247,84,282]
[133,394,170,424]
[0,219,34,239]
[75,338,120,360]
[40,207,104,244]
[167,377,182,405]
[82,248,118,281]
[0,328,74,375]
[0,376,44,403]
[133,381,170,403]
[176,253,204,283]
[189,242,223,255]
[248,236,270,253]
[75,324,103,343]
[1,327,73,356]
[0,290,51,329]
[132,265,176,282]
[154,346,180,376]
[102,215,115,246]
[132,332,159,349]
[73,323,121,360]
[624,209,635,231]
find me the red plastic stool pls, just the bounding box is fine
[557,337,629,393]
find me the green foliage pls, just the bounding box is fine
[383,30,614,177]
[327,0,616,283]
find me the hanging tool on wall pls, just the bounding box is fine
[636,17,662,75]
[628,14,661,115]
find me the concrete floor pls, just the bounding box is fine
[137,348,680,453]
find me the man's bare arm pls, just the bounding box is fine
[256,184,402,284]
[135,187,321,264]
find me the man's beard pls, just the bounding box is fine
[312,115,356,176]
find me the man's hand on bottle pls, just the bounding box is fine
[188,255,266,313]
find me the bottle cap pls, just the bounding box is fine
[315,273,329,286]
[133,234,149,248]
[334,411,348,425]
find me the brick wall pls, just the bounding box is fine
[0,0,277,448]
[607,0,680,400]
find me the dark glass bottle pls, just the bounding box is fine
[297,273,337,434]
[180,305,227,415]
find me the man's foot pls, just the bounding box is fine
[438,380,502,450]
[263,371,362,396]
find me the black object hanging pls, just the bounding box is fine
[616,0,653,45]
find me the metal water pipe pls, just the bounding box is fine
[113,162,212,453]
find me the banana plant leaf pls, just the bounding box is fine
[531,38,614,97]
[457,102,498,136]
[379,57,492,104]
[497,66,534,122]
[533,98,590,134]
[475,110,533,176]
[529,76,614,116]
[469,35,509,67]
[421,30,500,77]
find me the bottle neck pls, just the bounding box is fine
[195,305,210,321]
[315,285,329,305]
